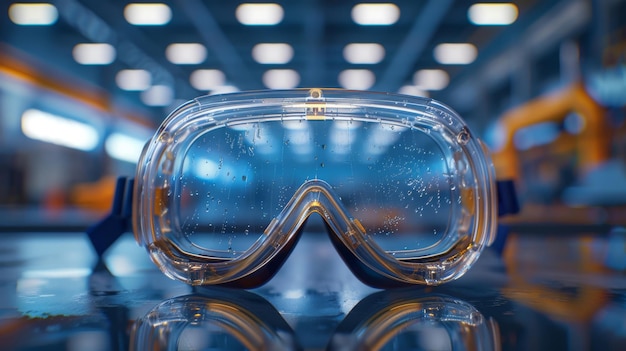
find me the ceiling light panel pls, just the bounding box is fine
[105,133,146,163]
[252,43,294,64]
[413,69,449,91]
[263,69,300,89]
[343,43,385,64]
[338,69,375,90]
[468,3,518,26]
[351,3,400,26]
[210,85,240,95]
[8,3,58,25]
[433,43,477,65]
[165,43,207,64]
[398,85,429,97]
[141,85,173,106]
[72,43,116,65]
[116,69,151,91]
[124,3,172,25]
[21,109,99,151]
[190,69,226,91]
[236,3,284,25]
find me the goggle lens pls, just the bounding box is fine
[176,118,470,258]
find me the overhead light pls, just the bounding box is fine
[190,69,226,91]
[434,43,477,65]
[398,85,429,97]
[468,3,518,26]
[210,85,239,95]
[141,85,173,106]
[338,69,375,90]
[242,124,275,155]
[365,124,405,156]
[72,43,116,65]
[21,109,99,151]
[330,125,358,155]
[351,3,400,26]
[286,128,311,146]
[252,43,294,64]
[105,133,146,163]
[193,158,221,180]
[124,3,172,26]
[263,69,300,89]
[191,158,254,184]
[287,128,313,155]
[115,69,151,91]
[343,43,385,64]
[282,120,309,130]
[413,69,449,91]
[165,43,207,65]
[8,3,58,25]
[333,120,362,130]
[236,3,284,25]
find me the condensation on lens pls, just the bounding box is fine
[174,117,466,261]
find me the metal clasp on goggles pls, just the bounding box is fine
[89,89,518,288]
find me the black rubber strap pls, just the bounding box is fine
[87,177,134,257]
[496,179,519,216]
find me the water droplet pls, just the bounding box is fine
[242,175,247,181]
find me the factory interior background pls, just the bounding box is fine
[1,1,626,350]
[0,0,624,224]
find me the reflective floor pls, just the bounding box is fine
[0,224,625,350]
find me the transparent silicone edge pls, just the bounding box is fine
[133,89,498,286]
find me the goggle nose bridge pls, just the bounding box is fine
[264,179,365,251]
[261,178,409,287]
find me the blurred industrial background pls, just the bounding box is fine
[2,3,626,350]
[0,0,625,227]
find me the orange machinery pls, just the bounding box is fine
[492,81,609,182]
[491,81,621,225]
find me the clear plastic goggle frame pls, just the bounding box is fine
[126,89,501,288]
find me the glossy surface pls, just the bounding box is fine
[0,225,625,350]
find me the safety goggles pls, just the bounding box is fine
[89,89,517,288]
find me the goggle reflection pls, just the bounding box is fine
[130,288,500,351]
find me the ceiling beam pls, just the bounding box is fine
[177,0,255,90]
[302,0,325,87]
[374,0,454,92]
[448,0,592,113]
[53,0,196,99]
